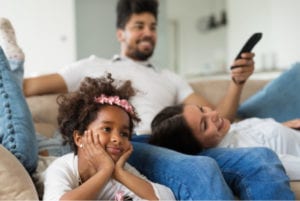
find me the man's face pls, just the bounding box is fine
[117,12,157,61]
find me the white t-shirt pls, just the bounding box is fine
[43,153,175,201]
[58,55,193,134]
[217,118,300,180]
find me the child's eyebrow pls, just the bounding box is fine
[100,120,130,130]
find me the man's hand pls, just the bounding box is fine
[231,52,255,85]
[282,119,300,130]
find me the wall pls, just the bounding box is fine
[75,0,119,60]
[227,0,300,71]
[166,0,227,76]
[0,0,76,77]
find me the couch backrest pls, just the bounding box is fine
[189,79,269,105]
[26,79,269,137]
[26,94,59,138]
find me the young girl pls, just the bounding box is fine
[43,74,175,201]
[149,104,300,180]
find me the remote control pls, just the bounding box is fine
[231,32,262,69]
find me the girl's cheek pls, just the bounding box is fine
[124,140,131,150]
[98,133,107,146]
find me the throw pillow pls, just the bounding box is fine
[0,145,38,200]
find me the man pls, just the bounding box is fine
[2,0,294,200]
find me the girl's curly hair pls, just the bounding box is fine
[57,73,140,154]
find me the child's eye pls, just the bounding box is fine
[102,127,111,133]
[120,132,130,138]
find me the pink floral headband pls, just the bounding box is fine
[94,94,134,115]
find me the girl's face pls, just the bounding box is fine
[183,105,231,148]
[81,105,132,162]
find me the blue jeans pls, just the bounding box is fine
[129,135,295,200]
[0,47,38,173]
[238,62,300,122]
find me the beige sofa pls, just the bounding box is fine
[0,79,299,200]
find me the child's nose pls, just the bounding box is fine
[111,132,122,143]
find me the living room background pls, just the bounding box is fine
[0,0,299,79]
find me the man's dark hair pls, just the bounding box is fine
[116,0,158,29]
[149,104,204,155]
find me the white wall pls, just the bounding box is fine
[166,0,227,76]
[75,0,119,60]
[227,0,300,71]
[0,0,76,77]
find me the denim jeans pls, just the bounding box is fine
[130,135,295,200]
[0,47,38,173]
[238,62,300,122]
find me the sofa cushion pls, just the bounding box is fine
[27,94,59,129]
[189,79,268,105]
[32,155,57,199]
[0,145,38,200]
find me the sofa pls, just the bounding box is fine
[0,79,299,200]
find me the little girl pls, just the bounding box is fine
[43,74,175,201]
[149,104,300,180]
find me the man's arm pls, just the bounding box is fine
[23,73,68,97]
[184,53,255,122]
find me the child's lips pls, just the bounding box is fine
[106,146,123,155]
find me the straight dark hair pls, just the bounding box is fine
[116,0,158,29]
[149,104,204,155]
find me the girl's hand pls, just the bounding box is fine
[82,130,114,174]
[113,144,133,178]
[282,119,300,130]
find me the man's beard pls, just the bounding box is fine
[131,49,154,61]
[128,37,155,61]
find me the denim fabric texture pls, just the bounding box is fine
[7,59,24,89]
[0,47,38,173]
[238,62,300,122]
[130,135,295,200]
[200,147,295,200]
[36,130,71,156]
